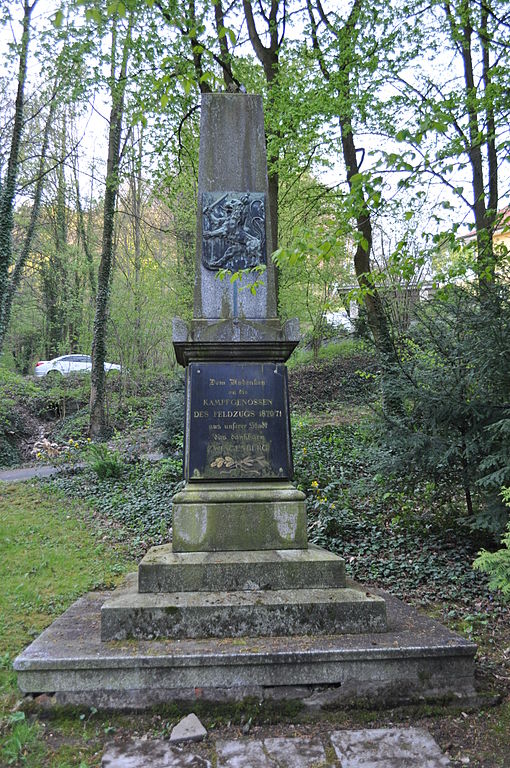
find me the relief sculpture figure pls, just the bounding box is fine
[202,192,266,272]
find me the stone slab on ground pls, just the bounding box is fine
[138,543,346,593]
[101,575,385,640]
[101,739,211,767]
[14,586,476,709]
[170,714,207,744]
[216,737,327,768]
[264,737,327,768]
[330,727,451,767]
[100,730,451,768]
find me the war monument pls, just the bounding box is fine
[14,94,476,708]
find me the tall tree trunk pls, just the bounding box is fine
[242,0,282,299]
[444,1,498,287]
[0,78,56,352]
[73,153,96,297]
[130,128,144,372]
[0,0,38,352]
[89,14,133,439]
[308,0,395,362]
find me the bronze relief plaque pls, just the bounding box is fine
[185,362,292,481]
[202,192,266,272]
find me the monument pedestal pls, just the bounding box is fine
[138,543,345,592]
[172,482,307,552]
[100,568,386,641]
[100,542,386,641]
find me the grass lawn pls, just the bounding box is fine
[0,483,136,767]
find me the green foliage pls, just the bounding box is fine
[276,216,354,360]
[0,711,43,766]
[292,421,504,608]
[373,282,510,535]
[86,444,125,480]
[473,488,510,599]
[46,457,182,546]
[287,338,370,369]
[155,375,185,454]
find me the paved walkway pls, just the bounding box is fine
[0,453,164,483]
[102,727,452,767]
[0,464,62,482]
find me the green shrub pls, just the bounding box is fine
[473,488,510,599]
[86,444,125,480]
[374,282,510,536]
[155,374,185,454]
[291,421,494,605]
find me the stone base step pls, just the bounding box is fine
[100,574,386,640]
[138,543,346,593]
[14,587,477,710]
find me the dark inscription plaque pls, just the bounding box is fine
[202,192,266,272]
[185,362,292,481]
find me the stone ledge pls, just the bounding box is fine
[14,586,476,710]
[172,482,305,504]
[138,543,346,593]
[100,576,385,640]
[174,341,299,366]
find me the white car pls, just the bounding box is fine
[34,354,121,377]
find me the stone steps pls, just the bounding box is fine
[138,543,346,592]
[101,573,386,641]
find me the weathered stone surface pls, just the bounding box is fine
[171,481,307,552]
[138,544,345,593]
[264,737,328,767]
[101,739,211,767]
[14,586,476,709]
[193,94,278,325]
[169,714,207,744]
[173,339,298,366]
[330,727,451,767]
[216,740,269,768]
[100,576,386,640]
[216,738,327,768]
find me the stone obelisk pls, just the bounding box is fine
[14,94,476,712]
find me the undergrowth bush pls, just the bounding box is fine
[292,421,503,610]
[155,374,185,454]
[474,487,510,599]
[374,282,510,537]
[86,444,125,479]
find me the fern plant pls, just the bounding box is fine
[86,443,125,480]
[473,488,510,599]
